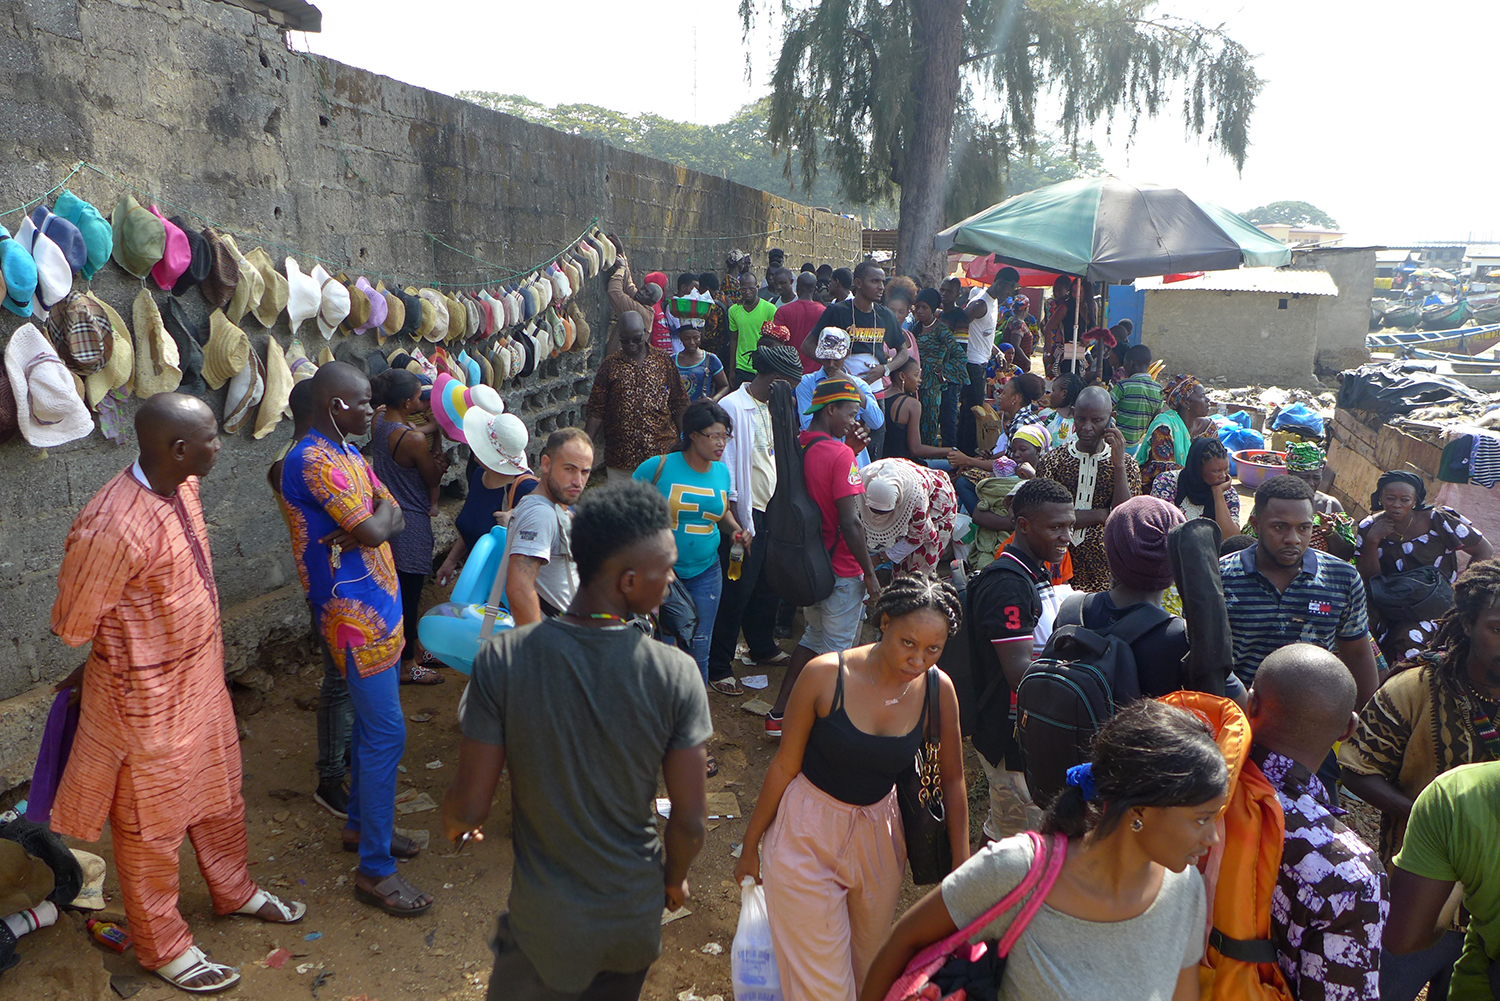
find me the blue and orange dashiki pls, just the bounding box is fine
[281,429,403,678]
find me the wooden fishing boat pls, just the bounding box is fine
[1366,323,1500,356]
[1421,300,1472,330]
[1472,301,1500,325]
[1381,301,1422,329]
[1408,344,1500,371]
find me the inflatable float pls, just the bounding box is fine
[417,525,514,675]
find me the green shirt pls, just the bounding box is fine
[1395,761,1500,1000]
[1110,374,1164,446]
[728,299,778,374]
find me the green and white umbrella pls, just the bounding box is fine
[935,176,1291,283]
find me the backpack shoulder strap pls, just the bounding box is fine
[650,453,669,486]
[1102,602,1175,646]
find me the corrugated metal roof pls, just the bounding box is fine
[1133,268,1339,296]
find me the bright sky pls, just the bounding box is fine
[295,0,1500,247]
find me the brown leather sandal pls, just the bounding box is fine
[341,830,421,858]
[354,873,433,917]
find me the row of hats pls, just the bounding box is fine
[0,187,614,348]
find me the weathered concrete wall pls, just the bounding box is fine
[1141,289,1321,388]
[1295,247,1376,376]
[0,0,859,783]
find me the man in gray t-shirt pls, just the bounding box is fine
[445,482,712,1000]
[501,429,593,623]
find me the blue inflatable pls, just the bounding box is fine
[417,526,514,675]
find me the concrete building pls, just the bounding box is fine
[1292,246,1379,375]
[1134,268,1340,387]
[0,0,860,791]
[1256,223,1346,247]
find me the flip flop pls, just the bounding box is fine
[154,945,240,993]
[399,663,445,685]
[233,888,306,923]
[354,873,433,917]
[711,678,744,697]
[706,755,719,779]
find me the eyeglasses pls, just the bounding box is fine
[694,430,732,444]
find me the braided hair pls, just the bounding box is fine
[1401,558,1500,684]
[872,575,964,637]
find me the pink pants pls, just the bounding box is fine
[762,774,906,1001]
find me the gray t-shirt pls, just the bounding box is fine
[942,834,1206,1001]
[461,618,713,991]
[503,492,578,613]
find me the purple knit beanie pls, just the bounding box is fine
[1104,495,1185,591]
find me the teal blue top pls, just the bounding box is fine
[633,452,732,579]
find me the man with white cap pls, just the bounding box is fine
[795,329,885,466]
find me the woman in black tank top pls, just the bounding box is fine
[733,578,969,1000]
[886,359,959,466]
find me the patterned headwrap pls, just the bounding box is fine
[1164,374,1201,412]
[1012,423,1051,452]
[751,340,804,380]
[1284,441,1326,473]
[1371,470,1429,513]
[760,320,791,343]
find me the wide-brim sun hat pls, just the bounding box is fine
[223,340,265,435]
[5,322,95,447]
[312,264,350,340]
[255,336,293,439]
[201,309,251,390]
[464,408,529,476]
[131,288,181,396]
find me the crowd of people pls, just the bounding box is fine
[29,241,1500,1001]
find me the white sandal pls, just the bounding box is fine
[234,888,307,923]
[155,945,240,993]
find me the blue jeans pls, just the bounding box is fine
[1380,931,1464,1001]
[952,473,979,514]
[799,575,866,654]
[679,564,723,683]
[343,661,406,879]
[315,639,353,784]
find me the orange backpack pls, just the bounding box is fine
[1160,691,1293,1001]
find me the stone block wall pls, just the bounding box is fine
[0,0,860,763]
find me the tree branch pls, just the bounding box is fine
[847,26,879,77]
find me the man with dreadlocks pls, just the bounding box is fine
[1339,558,1500,1001]
[734,575,969,1001]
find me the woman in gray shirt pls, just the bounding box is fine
[859,700,1228,1001]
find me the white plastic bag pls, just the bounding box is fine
[731,876,783,1001]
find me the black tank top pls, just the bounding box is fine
[800,653,927,806]
[883,392,917,461]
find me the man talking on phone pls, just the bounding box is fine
[1036,386,1141,592]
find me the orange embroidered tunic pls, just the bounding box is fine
[49,470,241,842]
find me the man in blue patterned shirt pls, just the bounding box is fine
[1249,643,1388,1001]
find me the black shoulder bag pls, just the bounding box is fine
[897,666,952,885]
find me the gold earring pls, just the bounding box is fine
[1131,818,1143,832]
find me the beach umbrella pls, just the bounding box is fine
[934,176,1291,284]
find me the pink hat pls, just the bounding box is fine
[354,277,387,334]
[148,206,191,291]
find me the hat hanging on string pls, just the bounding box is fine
[147,206,191,292]
[110,193,165,279]
[4,322,95,448]
[201,310,251,390]
[131,288,181,397]
[255,335,293,440]
[51,191,112,280]
[245,247,287,328]
[83,293,134,409]
[284,257,320,337]
[223,339,265,435]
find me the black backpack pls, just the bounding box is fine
[1015,593,1168,808]
[760,380,838,607]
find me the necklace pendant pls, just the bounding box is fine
[884,696,901,706]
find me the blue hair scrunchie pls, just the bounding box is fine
[1065,763,1098,802]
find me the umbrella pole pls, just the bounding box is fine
[1070,277,1080,377]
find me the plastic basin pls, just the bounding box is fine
[1232,449,1287,489]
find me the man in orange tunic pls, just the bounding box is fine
[50,394,306,993]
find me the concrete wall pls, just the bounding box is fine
[0,0,859,786]
[1295,247,1376,376]
[1141,289,1321,387]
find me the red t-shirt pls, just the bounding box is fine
[776,299,828,374]
[650,303,672,353]
[799,430,865,578]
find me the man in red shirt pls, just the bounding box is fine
[766,377,882,736]
[775,272,827,375]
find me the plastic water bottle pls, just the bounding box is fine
[728,543,744,582]
[732,876,783,1001]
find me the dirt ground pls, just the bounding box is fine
[7,631,1007,1001]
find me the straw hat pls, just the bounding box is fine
[84,293,134,407]
[285,258,320,337]
[255,335,293,439]
[246,247,287,327]
[285,338,318,384]
[381,288,405,339]
[201,310,251,390]
[223,339,265,434]
[5,322,94,447]
[593,227,616,269]
[110,193,165,279]
[464,409,529,476]
[317,344,334,366]
[221,234,262,325]
[312,265,350,340]
[68,850,107,911]
[199,228,241,310]
[444,292,467,341]
[131,288,181,396]
[417,288,449,342]
[475,349,494,388]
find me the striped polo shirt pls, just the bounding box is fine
[1220,545,1369,685]
[1110,374,1164,446]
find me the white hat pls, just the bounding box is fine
[464,408,529,476]
[312,265,351,341]
[16,215,72,318]
[223,340,265,434]
[815,328,851,360]
[858,458,926,550]
[5,322,94,446]
[68,849,107,911]
[284,257,320,337]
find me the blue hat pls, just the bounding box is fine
[52,191,112,280]
[0,230,38,317]
[30,205,88,276]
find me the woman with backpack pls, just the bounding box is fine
[860,699,1226,1001]
[633,398,748,689]
[734,577,969,1001]
[434,410,537,588]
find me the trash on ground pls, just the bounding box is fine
[303,931,322,941]
[662,906,692,925]
[425,759,443,770]
[395,826,431,850]
[740,698,774,716]
[263,947,290,969]
[409,711,433,723]
[395,791,438,814]
[700,942,723,955]
[741,675,768,689]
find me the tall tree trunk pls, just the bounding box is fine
[894,0,966,286]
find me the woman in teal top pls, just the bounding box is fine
[635,399,748,684]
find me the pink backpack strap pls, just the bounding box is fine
[997,832,1067,956]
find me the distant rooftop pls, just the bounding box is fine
[1134,268,1339,296]
[1467,245,1500,260]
